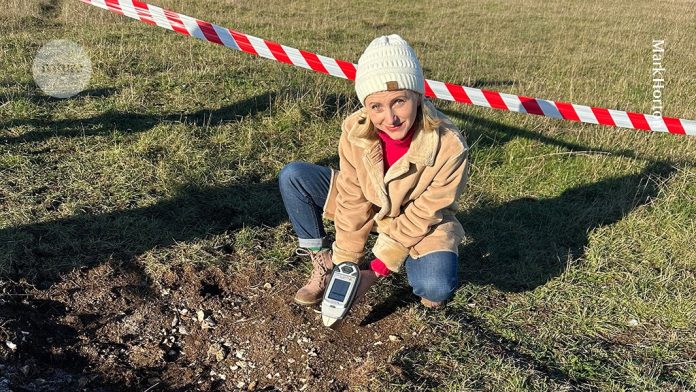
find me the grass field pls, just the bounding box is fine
[1,0,695,390]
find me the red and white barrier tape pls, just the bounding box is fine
[78,0,696,137]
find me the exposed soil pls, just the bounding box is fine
[0,261,429,391]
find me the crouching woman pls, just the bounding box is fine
[278,34,469,308]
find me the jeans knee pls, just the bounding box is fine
[278,162,306,192]
[412,278,457,303]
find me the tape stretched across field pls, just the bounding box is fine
[78,0,696,136]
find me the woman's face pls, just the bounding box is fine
[364,89,420,140]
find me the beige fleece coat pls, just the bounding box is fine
[322,100,470,272]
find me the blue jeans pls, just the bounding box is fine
[278,161,459,302]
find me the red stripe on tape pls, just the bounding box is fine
[299,50,329,74]
[663,116,686,135]
[336,60,356,81]
[591,107,616,126]
[555,102,581,122]
[445,83,472,105]
[519,96,544,116]
[228,30,257,55]
[264,41,292,64]
[197,20,223,46]
[627,112,651,131]
[424,81,435,98]
[482,90,508,110]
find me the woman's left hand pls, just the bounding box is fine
[354,269,380,303]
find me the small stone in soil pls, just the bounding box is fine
[204,318,217,328]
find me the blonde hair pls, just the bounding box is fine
[354,91,442,138]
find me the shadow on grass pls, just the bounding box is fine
[26,87,120,105]
[457,160,675,292]
[0,86,316,290]
[0,177,288,287]
[0,83,117,102]
[0,91,277,144]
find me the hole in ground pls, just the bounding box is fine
[200,282,222,298]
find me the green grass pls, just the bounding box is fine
[2,0,695,390]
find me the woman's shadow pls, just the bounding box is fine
[457,160,675,291]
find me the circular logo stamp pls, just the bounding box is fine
[32,39,92,99]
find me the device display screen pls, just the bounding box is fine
[328,279,350,302]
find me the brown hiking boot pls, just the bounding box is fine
[293,248,334,305]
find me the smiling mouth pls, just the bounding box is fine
[386,124,402,130]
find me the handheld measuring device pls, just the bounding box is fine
[321,262,361,327]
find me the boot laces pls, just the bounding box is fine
[295,248,331,285]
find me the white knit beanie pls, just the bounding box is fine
[355,34,424,105]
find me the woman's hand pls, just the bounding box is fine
[354,269,380,303]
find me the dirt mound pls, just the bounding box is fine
[1,261,428,391]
